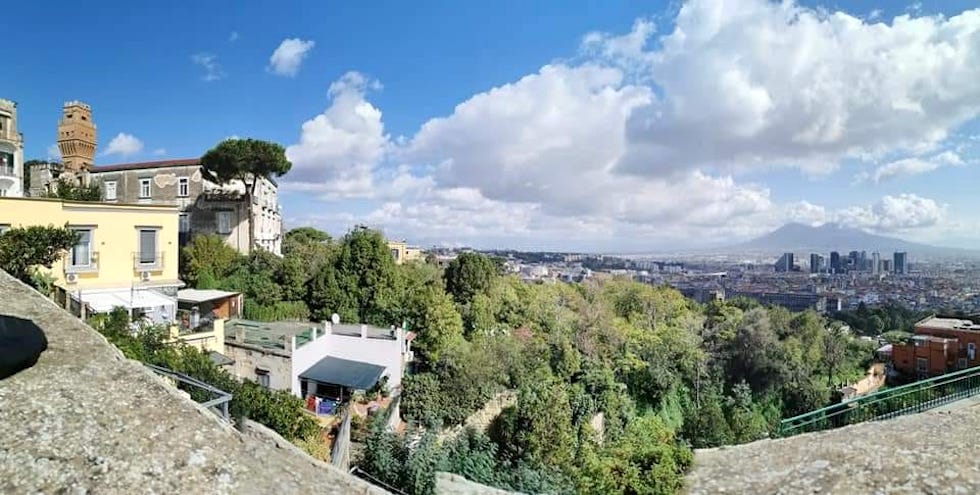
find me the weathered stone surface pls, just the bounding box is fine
[0,270,386,494]
[435,473,523,495]
[686,403,980,494]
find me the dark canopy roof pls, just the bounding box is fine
[299,356,385,391]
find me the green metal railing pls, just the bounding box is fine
[779,365,980,437]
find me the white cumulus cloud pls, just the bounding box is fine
[858,150,965,183]
[604,0,980,177]
[281,0,980,249]
[191,53,225,82]
[103,133,144,157]
[834,194,947,232]
[268,38,316,77]
[46,143,60,161]
[284,71,388,198]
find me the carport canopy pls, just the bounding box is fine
[299,356,385,391]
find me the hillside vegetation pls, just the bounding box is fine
[180,227,876,494]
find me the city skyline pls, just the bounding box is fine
[3,0,980,251]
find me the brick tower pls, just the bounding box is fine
[57,101,97,173]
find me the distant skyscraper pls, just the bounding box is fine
[894,252,907,275]
[872,251,881,275]
[848,251,860,271]
[810,253,824,274]
[830,251,841,274]
[775,252,794,273]
[882,259,892,272]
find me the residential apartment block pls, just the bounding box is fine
[31,159,284,255]
[0,98,24,197]
[891,316,980,377]
[0,197,181,322]
[223,319,413,402]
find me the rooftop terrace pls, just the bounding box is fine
[225,319,401,352]
[918,315,980,331]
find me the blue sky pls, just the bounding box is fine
[4,0,980,251]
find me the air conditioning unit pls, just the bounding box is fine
[140,271,151,282]
[65,273,79,284]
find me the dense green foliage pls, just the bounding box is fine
[444,252,499,306]
[180,233,318,321]
[43,178,102,201]
[832,302,929,337]
[200,138,292,187]
[175,225,876,494]
[358,268,876,494]
[0,225,78,285]
[89,308,319,441]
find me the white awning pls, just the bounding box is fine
[177,289,240,304]
[74,289,176,313]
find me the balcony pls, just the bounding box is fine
[133,251,165,271]
[65,252,99,274]
[0,166,16,178]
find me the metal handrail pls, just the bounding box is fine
[779,365,980,437]
[145,363,232,421]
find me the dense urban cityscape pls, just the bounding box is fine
[3,1,980,494]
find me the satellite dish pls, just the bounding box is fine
[331,313,340,325]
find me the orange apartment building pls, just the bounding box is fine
[892,316,980,377]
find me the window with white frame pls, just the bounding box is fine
[178,177,189,197]
[216,210,233,234]
[70,228,93,267]
[138,229,158,265]
[104,181,117,200]
[139,178,152,198]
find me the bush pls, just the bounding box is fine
[244,300,310,321]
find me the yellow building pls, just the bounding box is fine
[0,197,182,322]
[387,239,423,265]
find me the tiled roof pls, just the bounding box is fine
[90,158,200,173]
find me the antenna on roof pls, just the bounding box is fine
[330,313,340,325]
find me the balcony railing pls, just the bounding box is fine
[0,166,16,177]
[65,251,100,274]
[145,363,232,421]
[133,251,165,271]
[779,365,980,437]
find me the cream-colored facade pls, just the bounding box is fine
[0,197,182,322]
[387,240,422,265]
[168,318,226,355]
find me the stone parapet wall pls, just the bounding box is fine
[0,269,388,494]
[686,402,980,494]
